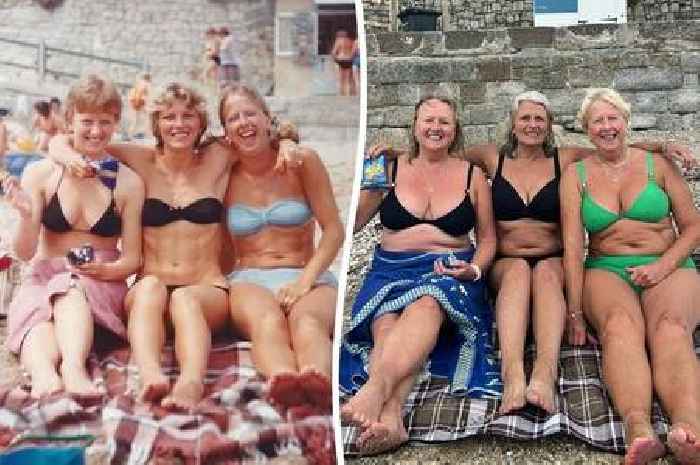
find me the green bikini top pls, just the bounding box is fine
[576,152,670,234]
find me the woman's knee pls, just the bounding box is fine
[289,308,328,337]
[128,276,168,308]
[600,309,644,343]
[647,312,693,348]
[532,259,563,287]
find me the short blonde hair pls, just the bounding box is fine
[150,82,208,150]
[577,88,631,132]
[64,74,122,122]
[500,90,556,159]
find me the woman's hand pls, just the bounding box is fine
[627,262,671,288]
[67,154,97,178]
[274,139,303,172]
[3,177,32,219]
[434,258,480,281]
[71,261,112,280]
[566,312,588,346]
[664,143,696,169]
[276,280,312,312]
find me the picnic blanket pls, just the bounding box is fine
[0,339,335,465]
[341,335,700,456]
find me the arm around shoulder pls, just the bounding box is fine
[108,166,145,278]
[470,164,496,271]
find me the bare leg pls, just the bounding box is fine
[162,285,229,411]
[53,287,100,396]
[125,276,170,402]
[490,258,531,414]
[584,270,664,465]
[642,269,700,465]
[526,258,565,413]
[20,322,62,397]
[229,283,301,407]
[341,296,444,428]
[357,316,413,454]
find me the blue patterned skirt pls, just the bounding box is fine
[340,247,502,397]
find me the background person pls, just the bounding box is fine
[332,30,356,96]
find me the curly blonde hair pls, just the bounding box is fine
[149,82,208,150]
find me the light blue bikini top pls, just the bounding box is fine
[227,199,313,236]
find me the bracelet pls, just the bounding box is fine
[470,263,482,281]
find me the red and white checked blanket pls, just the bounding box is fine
[0,339,335,465]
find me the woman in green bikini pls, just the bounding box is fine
[561,88,700,465]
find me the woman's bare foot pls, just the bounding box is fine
[161,377,204,411]
[357,404,408,455]
[30,370,63,398]
[499,367,526,415]
[525,362,558,413]
[299,368,332,411]
[624,414,666,465]
[667,423,700,465]
[60,362,101,396]
[140,371,170,403]
[341,378,386,429]
[356,421,389,455]
[268,372,306,408]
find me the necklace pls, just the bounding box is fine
[597,149,629,182]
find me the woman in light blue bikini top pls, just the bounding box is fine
[227,199,312,236]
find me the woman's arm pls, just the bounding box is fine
[626,155,700,287]
[7,162,48,260]
[297,148,345,288]
[0,121,7,157]
[469,165,496,273]
[560,141,694,168]
[47,134,155,177]
[560,163,587,345]
[354,189,385,233]
[461,144,498,174]
[219,221,237,275]
[78,166,144,280]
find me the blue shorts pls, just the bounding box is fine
[227,268,337,294]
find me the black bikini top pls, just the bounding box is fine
[379,160,476,237]
[142,197,224,227]
[491,150,561,223]
[41,167,122,237]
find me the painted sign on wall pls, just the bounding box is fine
[534,0,578,14]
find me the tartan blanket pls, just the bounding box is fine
[341,337,700,456]
[0,339,335,465]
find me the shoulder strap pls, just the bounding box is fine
[645,151,655,180]
[466,163,475,192]
[389,158,398,187]
[50,166,66,198]
[553,148,561,178]
[495,152,505,177]
[575,160,587,190]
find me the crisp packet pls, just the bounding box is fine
[361,153,392,190]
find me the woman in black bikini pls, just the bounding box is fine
[372,91,693,416]
[341,96,500,454]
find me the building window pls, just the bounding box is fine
[276,12,318,57]
[317,4,356,55]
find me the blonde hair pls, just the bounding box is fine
[500,90,556,159]
[218,84,279,150]
[408,96,464,162]
[150,82,208,150]
[577,88,631,132]
[64,74,122,122]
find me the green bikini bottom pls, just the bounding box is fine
[585,254,696,295]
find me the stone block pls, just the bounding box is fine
[449,58,479,82]
[630,113,658,129]
[459,82,487,104]
[478,57,511,81]
[418,82,461,101]
[613,68,684,91]
[397,84,421,105]
[413,59,453,83]
[509,27,555,49]
[367,84,400,108]
[461,125,491,144]
[375,58,416,84]
[623,91,669,113]
[445,30,487,50]
[367,108,385,127]
[465,104,506,124]
[382,105,415,127]
[375,33,425,55]
[547,89,588,115]
[567,66,615,88]
[682,52,700,72]
[669,90,700,113]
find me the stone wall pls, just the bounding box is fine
[0,0,275,93]
[363,0,700,34]
[365,21,700,146]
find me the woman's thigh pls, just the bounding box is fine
[489,258,532,295]
[124,276,168,318]
[169,285,230,332]
[641,268,700,334]
[583,269,644,335]
[288,285,337,337]
[229,283,283,339]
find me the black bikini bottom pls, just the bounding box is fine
[495,250,563,268]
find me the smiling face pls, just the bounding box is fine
[69,110,117,157]
[222,93,272,153]
[512,100,549,147]
[586,99,627,152]
[413,99,456,153]
[156,100,203,151]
